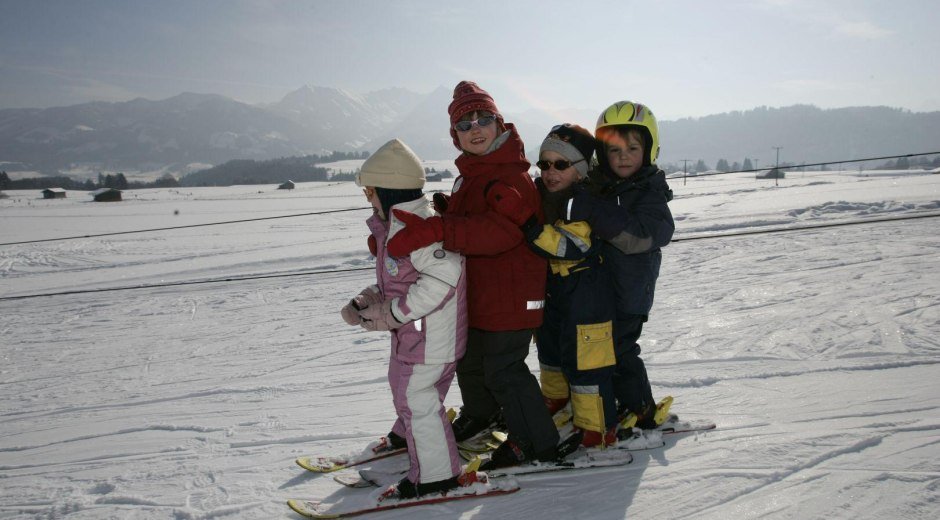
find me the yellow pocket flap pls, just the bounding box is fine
[576,321,615,370]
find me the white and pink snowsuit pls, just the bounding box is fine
[366,196,468,484]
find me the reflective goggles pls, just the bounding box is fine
[536,158,584,171]
[454,115,497,132]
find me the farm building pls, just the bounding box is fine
[278,180,295,190]
[756,168,786,179]
[90,188,122,202]
[42,188,67,199]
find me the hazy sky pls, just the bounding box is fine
[2,0,938,120]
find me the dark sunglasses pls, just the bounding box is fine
[454,115,497,132]
[536,158,584,171]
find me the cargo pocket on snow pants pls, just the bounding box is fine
[576,321,615,371]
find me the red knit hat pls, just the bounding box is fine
[447,81,501,150]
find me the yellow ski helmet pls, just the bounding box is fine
[595,101,659,166]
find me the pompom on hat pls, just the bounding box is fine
[356,138,425,190]
[447,81,501,149]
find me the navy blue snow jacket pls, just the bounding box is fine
[568,165,674,317]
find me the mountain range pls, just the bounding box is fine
[1,86,938,179]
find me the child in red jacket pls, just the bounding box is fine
[387,81,559,468]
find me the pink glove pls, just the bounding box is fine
[341,301,362,325]
[341,286,382,326]
[359,299,404,331]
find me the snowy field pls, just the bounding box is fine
[2,170,939,519]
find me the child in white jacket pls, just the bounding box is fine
[340,138,475,499]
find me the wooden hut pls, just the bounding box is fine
[278,180,296,190]
[755,168,785,179]
[42,188,67,199]
[90,188,122,202]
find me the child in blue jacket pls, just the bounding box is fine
[566,101,675,428]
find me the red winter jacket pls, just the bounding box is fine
[441,124,547,331]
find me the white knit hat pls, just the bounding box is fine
[356,139,425,189]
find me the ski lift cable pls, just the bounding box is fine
[0,206,371,247]
[3,211,939,302]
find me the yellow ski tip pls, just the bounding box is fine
[295,456,341,473]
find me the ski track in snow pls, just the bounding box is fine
[1,174,939,519]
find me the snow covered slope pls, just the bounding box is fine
[1,171,938,519]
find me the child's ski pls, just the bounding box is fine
[295,437,406,473]
[287,476,519,518]
[351,448,635,487]
[296,410,459,473]
[458,407,572,460]
[617,413,717,442]
[333,468,405,489]
[456,428,506,453]
[484,447,634,478]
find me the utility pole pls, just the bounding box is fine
[772,146,783,186]
[680,159,691,185]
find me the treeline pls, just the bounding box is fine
[180,151,369,187]
[0,171,179,191]
[662,154,940,174]
[659,105,940,171]
[1,149,455,193]
[876,155,940,169]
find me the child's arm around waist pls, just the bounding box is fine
[390,243,464,323]
[440,175,539,256]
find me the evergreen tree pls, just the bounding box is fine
[743,158,754,170]
[716,159,730,172]
[0,171,9,190]
[695,160,709,172]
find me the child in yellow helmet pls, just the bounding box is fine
[566,101,675,428]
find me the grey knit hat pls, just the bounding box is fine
[539,123,596,178]
[356,139,425,189]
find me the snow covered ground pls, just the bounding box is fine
[1,170,939,519]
